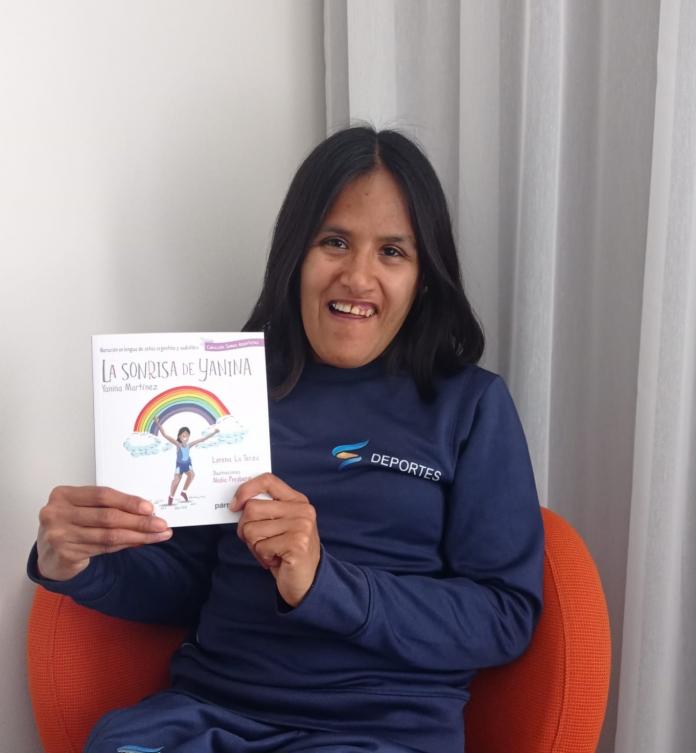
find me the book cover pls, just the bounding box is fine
[92,332,271,526]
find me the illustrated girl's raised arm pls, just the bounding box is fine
[188,427,220,448]
[154,417,178,445]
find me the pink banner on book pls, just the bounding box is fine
[204,338,264,352]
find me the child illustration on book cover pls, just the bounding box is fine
[119,384,249,511]
[154,418,220,505]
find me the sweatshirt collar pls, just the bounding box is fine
[302,357,387,384]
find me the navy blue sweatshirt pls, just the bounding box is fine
[28,360,544,753]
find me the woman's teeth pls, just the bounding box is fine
[329,302,376,318]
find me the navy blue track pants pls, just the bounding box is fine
[84,690,417,753]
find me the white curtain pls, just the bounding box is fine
[324,1,695,752]
[615,1,696,751]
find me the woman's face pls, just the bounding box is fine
[300,168,419,369]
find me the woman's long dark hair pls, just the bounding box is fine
[244,126,485,400]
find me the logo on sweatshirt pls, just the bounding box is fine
[331,440,369,470]
[368,452,442,481]
[116,746,164,753]
[330,439,442,481]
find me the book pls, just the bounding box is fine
[92,332,271,526]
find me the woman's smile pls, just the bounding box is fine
[327,300,378,318]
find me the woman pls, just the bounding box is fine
[29,127,544,753]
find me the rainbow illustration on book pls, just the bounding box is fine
[123,385,247,458]
[135,385,229,434]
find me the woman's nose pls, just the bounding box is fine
[338,250,375,293]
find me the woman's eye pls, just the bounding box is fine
[322,237,347,249]
[382,246,403,258]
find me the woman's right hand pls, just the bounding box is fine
[36,485,172,581]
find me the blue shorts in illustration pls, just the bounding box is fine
[176,460,193,474]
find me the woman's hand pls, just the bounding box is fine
[36,486,172,581]
[231,473,320,608]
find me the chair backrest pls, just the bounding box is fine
[27,507,610,753]
[465,507,611,753]
[27,590,185,753]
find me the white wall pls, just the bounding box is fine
[0,2,326,749]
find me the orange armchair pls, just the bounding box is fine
[27,507,610,753]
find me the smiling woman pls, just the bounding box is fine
[30,126,544,753]
[244,126,485,400]
[300,168,420,368]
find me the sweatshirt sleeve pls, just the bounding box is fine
[27,523,223,626]
[277,376,544,672]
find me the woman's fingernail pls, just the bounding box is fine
[139,500,153,514]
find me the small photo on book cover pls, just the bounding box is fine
[92,332,272,527]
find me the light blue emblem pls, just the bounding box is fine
[331,440,369,470]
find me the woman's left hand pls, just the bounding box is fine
[230,473,321,607]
